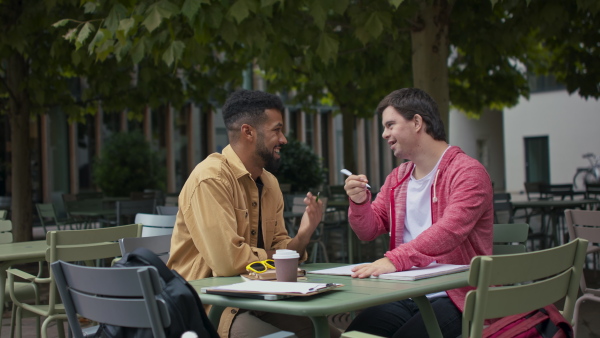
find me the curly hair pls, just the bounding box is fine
[222,90,285,133]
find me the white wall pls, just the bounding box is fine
[450,108,506,191]
[503,90,600,193]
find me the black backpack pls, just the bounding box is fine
[95,247,219,338]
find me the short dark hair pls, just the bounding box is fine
[376,88,447,142]
[222,90,285,132]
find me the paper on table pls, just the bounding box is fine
[203,281,338,295]
[308,263,468,281]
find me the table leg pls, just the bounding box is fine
[347,223,354,264]
[412,296,443,338]
[309,316,330,338]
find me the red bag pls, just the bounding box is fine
[482,304,573,338]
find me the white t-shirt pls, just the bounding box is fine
[405,146,450,299]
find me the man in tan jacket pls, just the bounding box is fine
[168,89,340,337]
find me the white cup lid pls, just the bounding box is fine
[272,249,300,259]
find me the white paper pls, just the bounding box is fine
[308,263,468,280]
[205,281,334,294]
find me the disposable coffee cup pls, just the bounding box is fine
[272,249,300,282]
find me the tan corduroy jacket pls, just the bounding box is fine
[167,145,306,337]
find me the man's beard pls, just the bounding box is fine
[256,136,281,173]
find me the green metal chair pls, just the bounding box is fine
[462,238,588,338]
[565,209,600,337]
[492,223,529,255]
[0,210,6,220]
[35,203,79,233]
[7,223,142,338]
[0,220,41,338]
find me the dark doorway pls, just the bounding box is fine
[524,136,550,184]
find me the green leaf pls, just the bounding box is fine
[261,0,282,7]
[182,0,202,22]
[365,12,384,39]
[76,22,94,49]
[388,0,405,9]
[316,33,339,64]
[229,0,251,24]
[330,0,349,15]
[88,28,105,54]
[106,4,128,32]
[118,18,135,36]
[220,21,238,46]
[83,2,97,14]
[131,38,146,64]
[63,27,78,41]
[157,0,180,17]
[142,6,163,32]
[310,0,326,30]
[162,40,185,66]
[52,19,70,28]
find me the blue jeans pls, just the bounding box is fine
[345,297,462,338]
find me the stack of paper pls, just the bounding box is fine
[308,263,469,281]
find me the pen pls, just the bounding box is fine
[315,191,320,202]
[340,169,371,189]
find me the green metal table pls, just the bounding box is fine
[189,263,469,338]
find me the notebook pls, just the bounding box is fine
[201,281,343,300]
[308,263,469,281]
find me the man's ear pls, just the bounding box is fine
[240,124,254,140]
[413,114,423,132]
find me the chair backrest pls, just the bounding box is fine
[36,203,62,232]
[64,199,104,216]
[156,205,178,215]
[493,193,514,224]
[0,209,7,220]
[51,260,169,338]
[130,191,158,200]
[134,213,176,237]
[116,199,157,225]
[544,184,575,200]
[76,191,104,200]
[462,238,588,338]
[524,181,549,201]
[565,209,600,293]
[0,220,13,244]
[45,223,143,310]
[119,234,172,263]
[164,195,178,207]
[493,223,529,255]
[586,183,600,199]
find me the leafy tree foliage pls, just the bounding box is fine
[93,131,166,197]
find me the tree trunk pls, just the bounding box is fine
[410,0,454,139]
[340,106,356,175]
[8,52,33,242]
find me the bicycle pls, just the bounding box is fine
[572,152,600,190]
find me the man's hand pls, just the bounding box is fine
[296,192,323,239]
[344,174,370,204]
[351,257,396,278]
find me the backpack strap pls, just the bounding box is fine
[127,247,175,282]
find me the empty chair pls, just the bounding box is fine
[119,234,172,263]
[0,220,41,337]
[134,213,176,237]
[36,203,79,232]
[493,193,514,224]
[6,223,142,338]
[565,209,600,336]
[544,183,575,200]
[156,205,178,215]
[492,223,529,255]
[116,199,156,225]
[586,182,600,202]
[462,238,588,338]
[51,260,169,338]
